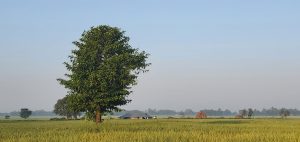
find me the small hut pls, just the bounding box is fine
[195,111,207,119]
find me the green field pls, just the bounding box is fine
[1,119,300,142]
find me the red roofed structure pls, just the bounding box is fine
[195,112,207,119]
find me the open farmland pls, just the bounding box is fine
[1,119,300,142]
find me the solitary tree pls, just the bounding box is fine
[20,108,32,119]
[58,25,150,124]
[279,108,290,118]
[248,108,254,118]
[239,109,247,118]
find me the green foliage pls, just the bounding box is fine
[54,96,80,119]
[58,25,150,120]
[20,108,32,119]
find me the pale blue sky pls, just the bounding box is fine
[0,0,300,112]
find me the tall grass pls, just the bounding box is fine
[1,119,300,142]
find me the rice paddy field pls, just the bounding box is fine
[1,118,300,142]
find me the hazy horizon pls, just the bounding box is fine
[1,0,300,112]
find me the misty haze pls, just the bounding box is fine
[1,1,300,142]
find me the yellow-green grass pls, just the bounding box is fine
[1,119,300,142]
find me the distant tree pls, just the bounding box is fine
[157,110,177,115]
[217,108,223,116]
[147,108,157,115]
[57,25,150,124]
[54,97,70,119]
[224,109,233,116]
[279,108,290,118]
[267,107,280,116]
[239,109,247,118]
[5,115,10,119]
[20,108,32,119]
[31,110,56,116]
[54,96,80,119]
[178,111,185,118]
[184,109,195,116]
[200,109,235,116]
[248,108,254,118]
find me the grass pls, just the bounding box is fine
[1,118,300,142]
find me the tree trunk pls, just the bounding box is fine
[73,114,77,120]
[85,111,87,121]
[96,106,101,124]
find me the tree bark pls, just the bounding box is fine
[96,106,101,124]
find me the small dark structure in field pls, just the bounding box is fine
[5,115,10,119]
[195,112,207,119]
[119,112,153,119]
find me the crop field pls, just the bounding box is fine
[1,119,300,142]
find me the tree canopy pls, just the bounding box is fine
[54,96,80,119]
[280,108,290,118]
[20,108,32,119]
[58,25,150,123]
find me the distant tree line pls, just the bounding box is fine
[253,107,295,116]
[112,107,300,117]
[0,110,56,116]
[0,108,33,119]
[143,108,239,116]
[1,107,299,117]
